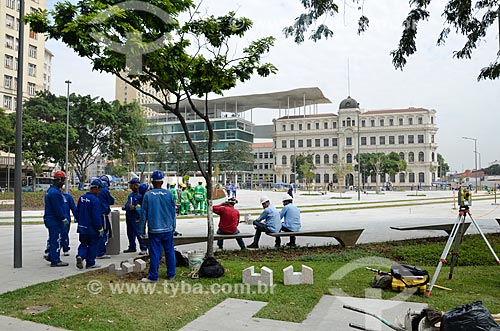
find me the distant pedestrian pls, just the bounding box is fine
[287,185,293,198]
[225,182,231,198]
[247,196,281,249]
[139,170,176,283]
[231,183,237,198]
[75,179,104,269]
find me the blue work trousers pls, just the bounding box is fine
[97,215,110,256]
[77,234,99,268]
[46,223,64,264]
[126,217,147,251]
[147,231,176,281]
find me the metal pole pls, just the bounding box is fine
[357,110,360,201]
[65,80,71,193]
[6,146,10,193]
[474,139,477,193]
[14,0,26,268]
[293,134,297,193]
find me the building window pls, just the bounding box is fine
[281,140,287,148]
[371,119,375,127]
[408,117,413,125]
[418,135,424,144]
[307,123,311,130]
[342,120,346,127]
[324,173,329,183]
[431,116,434,124]
[298,139,303,148]
[418,117,423,125]
[409,173,415,183]
[315,139,320,147]
[332,138,338,146]
[346,153,352,163]
[361,120,366,127]
[408,135,414,144]
[299,124,302,130]
[332,154,338,164]
[282,124,286,131]
[29,30,37,39]
[324,122,328,129]
[399,118,403,125]
[370,136,376,145]
[315,154,321,164]
[418,152,424,162]
[399,152,404,160]
[408,152,414,163]
[315,122,320,130]
[290,124,294,131]
[418,172,425,183]
[4,55,14,69]
[28,45,37,58]
[28,63,36,77]
[282,155,287,165]
[4,75,13,89]
[315,173,321,183]
[431,135,435,143]
[3,96,12,110]
[290,140,295,148]
[6,14,15,29]
[389,136,395,144]
[346,117,352,127]
[399,173,405,183]
[346,137,352,146]
[5,35,14,49]
[380,119,384,126]
[431,152,435,162]
[379,136,385,145]
[389,118,394,126]
[324,154,329,164]
[323,138,329,147]
[306,139,312,147]
[370,174,376,183]
[6,0,15,8]
[333,122,337,129]
[398,135,404,144]
[361,137,367,145]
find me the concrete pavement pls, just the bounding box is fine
[0,189,498,330]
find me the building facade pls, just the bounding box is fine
[273,96,439,189]
[1,0,49,113]
[115,75,164,117]
[252,142,274,188]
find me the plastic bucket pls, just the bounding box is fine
[188,251,204,269]
[244,213,252,224]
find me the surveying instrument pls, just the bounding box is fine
[426,187,500,297]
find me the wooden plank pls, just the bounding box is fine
[174,233,254,246]
[390,222,471,235]
[266,229,364,248]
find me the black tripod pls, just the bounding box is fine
[426,206,500,297]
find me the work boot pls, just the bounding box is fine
[247,242,258,249]
[123,248,136,253]
[76,256,83,269]
[51,261,69,267]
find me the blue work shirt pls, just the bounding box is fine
[139,188,176,235]
[125,191,141,221]
[280,203,301,232]
[76,192,104,236]
[62,192,77,222]
[98,186,115,214]
[256,204,281,233]
[43,185,67,227]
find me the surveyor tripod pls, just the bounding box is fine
[426,206,500,297]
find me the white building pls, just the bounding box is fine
[273,96,439,189]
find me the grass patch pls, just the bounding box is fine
[0,234,499,330]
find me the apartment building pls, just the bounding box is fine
[115,75,164,117]
[1,0,49,113]
[273,96,439,189]
[252,142,274,187]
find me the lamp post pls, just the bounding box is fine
[293,133,297,193]
[357,110,360,201]
[0,145,11,192]
[65,80,71,193]
[462,136,477,193]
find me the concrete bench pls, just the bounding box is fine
[174,233,254,246]
[390,222,471,235]
[266,229,364,248]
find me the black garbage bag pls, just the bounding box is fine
[198,256,224,278]
[441,301,500,331]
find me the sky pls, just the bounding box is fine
[46,0,500,173]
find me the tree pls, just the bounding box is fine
[437,153,450,178]
[382,152,407,181]
[299,162,315,191]
[166,135,193,177]
[286,1,500,80]
[291,153,315,183]
[0,108,15,149]
[219,143,254,179]
[26,1,276,257]
[331,157,353,196]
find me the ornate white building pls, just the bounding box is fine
[273,96,439,189]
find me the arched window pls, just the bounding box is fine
[315,174,321,183]
[408,152,414,163]
[431,152,435,162]
[399,173,405,183]
[332,154,338,164]
[419,172,425,183]
[418,152,424,162]
[324,154,330,164]
[399,152,404,161]
[282,155,287,165]
[324,173,330,183]
[347,153,352,163]
[315,154,321,165]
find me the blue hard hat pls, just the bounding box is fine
[90,178,103,188]
[138,183,149,195]
[129,177,140,184]
[100,175,110,183]
[151,170,164,181]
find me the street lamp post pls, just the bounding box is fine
[462,136,478,193]
[293,134,297,193]
[65,80,71,193]
[357,110,360,201]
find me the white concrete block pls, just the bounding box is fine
[121,262,135,273]
[108,263,126,276]
[242,266,273,286]
[283,265,314,285]
[134,259,147,272]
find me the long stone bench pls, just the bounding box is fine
[174,233,254,246]
[390,222,471,235]
[266,229,364,248]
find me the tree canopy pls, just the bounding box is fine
[286,0,500,80]
[26,0,277,256]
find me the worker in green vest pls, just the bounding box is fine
[194,180,207,215]
[179,183,190,215]
[186,182,195,214]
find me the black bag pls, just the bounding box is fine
[390,264,429,288]
[175,250,189,268]
[441,301,500,331]
[198,256,224,278]
[371,274,392,289]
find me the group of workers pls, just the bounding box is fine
[174,180,208,215]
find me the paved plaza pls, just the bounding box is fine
[0,189,499,330]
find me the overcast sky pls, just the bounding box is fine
[46,0,500,173]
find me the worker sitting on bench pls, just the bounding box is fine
[247,196,281,249]
[276,194,301,247]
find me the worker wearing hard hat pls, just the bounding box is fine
[247,196,281,249]
[276,194,301,247]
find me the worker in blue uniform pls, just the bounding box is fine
[43,170,70,267]
[123,178,147,255]
[96,175,114,259]
[75,179,105,269]
[139,170,176,283]
[61,190,77,256]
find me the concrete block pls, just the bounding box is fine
[134,259,146,272]
[108,263,126,276]
[283,265,314,285]
[121,262,135,273]
[242,266,273,286]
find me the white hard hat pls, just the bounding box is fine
[282,194,293,202]
[259,196,270,204]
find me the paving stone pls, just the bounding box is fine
[242,266,273,286]
[283,265,313,285]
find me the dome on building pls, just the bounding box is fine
[339,96,359,110]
